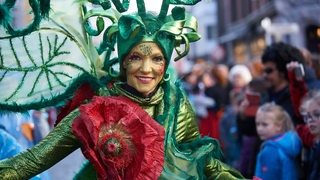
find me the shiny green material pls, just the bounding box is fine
[0,82,244,179]
[112,6,200,65]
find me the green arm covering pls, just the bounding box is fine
[205,158,245,179]
[0,110,81,180]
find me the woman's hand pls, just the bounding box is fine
[286,61,304,81]
[286,61,300,72]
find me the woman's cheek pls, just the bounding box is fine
[158,66,165,75]
[127,62,141,72]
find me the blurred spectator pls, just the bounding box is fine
[188,84,215,122]
[261,42,304,125]
[209,64,233,114]
[312,56,320,80]
[0,112,36,148]
[286,61,312,123]
[219,90,244,169]
[0,111,51,179]
[299,48,313,68]
[228,64,252,94]
[181,72,199,96]
[287,61,317,179]
[0,126,23,160]
[254,103,302,180]
[46,107,58,130]
[249,59,264,79]
[198,71,221,140]
[31,109,50,144]
[236,78,268,178]
[299,48,320,90]
[0,128,41,180]
[300,90,320,180]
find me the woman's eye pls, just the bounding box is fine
[128,55,141,61]
[153,56,164,63]
[314,113,320,118]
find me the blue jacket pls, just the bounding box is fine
[255,131,302,180]
[0,128,23,160]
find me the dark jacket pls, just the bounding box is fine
[267,86,298,125]
[308,142,320,180]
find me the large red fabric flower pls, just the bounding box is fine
[72,96,165,180]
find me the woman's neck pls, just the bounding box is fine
[122,83,159,98]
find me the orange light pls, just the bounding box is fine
[317,28,320,37]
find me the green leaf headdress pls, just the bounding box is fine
[85,0,201,79]
[0,0,201,111]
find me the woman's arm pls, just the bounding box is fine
[287,62,316,148]
[0,110,81,180]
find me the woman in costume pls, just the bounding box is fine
[0,0,243,179]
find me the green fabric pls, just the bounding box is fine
[112,6,200,66]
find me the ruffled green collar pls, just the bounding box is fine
[110,82,164,106]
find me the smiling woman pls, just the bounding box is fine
[123,42,166,96]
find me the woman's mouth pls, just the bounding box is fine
[137,76,153,83]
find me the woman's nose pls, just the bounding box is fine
[140,59,152,73]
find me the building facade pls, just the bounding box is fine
[187,0,220,61]
[216,0,320,65]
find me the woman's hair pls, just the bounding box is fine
[257,103,294,132]
[261,42,305,80]
[228,64,252,85]
[212,64,229,87]
[300,90,320,113]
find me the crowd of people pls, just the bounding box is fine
[181,42,320,179]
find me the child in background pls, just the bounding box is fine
[254,103,302,180]
[300,91,320,179]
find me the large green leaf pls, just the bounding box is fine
[0,29,92,109]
